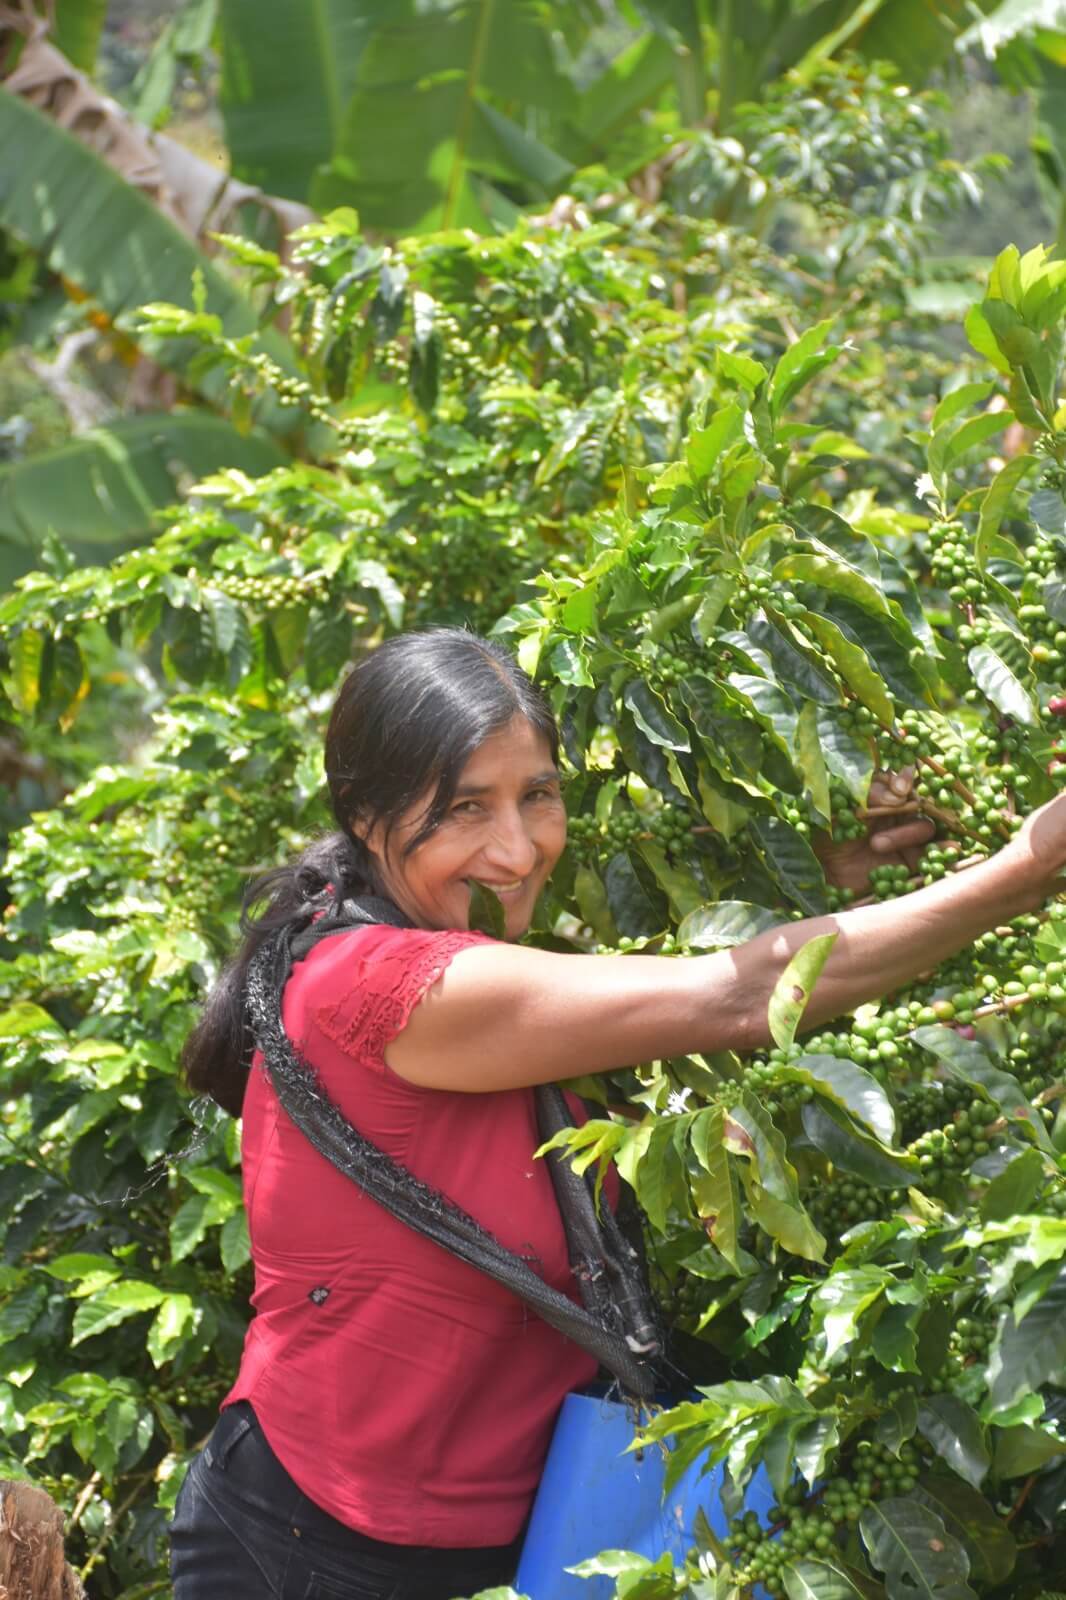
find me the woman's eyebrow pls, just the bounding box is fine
[452,769,560,798]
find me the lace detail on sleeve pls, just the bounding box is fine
[313,927,491,1073]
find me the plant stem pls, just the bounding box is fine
[1006,1472,1038,1523]
[68,1470,101,1530]
[442,0,495,230]
[78,1470,155,1581]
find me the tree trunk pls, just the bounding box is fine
[0,1482,85,1600]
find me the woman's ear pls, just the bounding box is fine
[350,817,383,858]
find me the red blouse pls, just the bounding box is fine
[223,924,601,1546]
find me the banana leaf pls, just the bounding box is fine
[52,0,109,74]
[0,412,287,589]
[0,88,299,413]
[310,0,578,232]
[218,0,388,201]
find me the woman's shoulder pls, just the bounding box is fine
[295,921,492,989]
[290,922,494,1074]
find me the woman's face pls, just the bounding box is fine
[360,715,567,940]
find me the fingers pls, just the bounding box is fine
[868,766,917,809]
[870,818,936,853]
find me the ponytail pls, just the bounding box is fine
[181,831,373,1115]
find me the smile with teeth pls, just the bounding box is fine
[468,878,526,895]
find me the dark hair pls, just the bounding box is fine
[181,629,559,1114]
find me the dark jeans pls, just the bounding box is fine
[170,1402,522,1600]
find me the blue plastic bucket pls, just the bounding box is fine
[514,1392,774,1600]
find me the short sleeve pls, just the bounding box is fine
[310,925,493,1074]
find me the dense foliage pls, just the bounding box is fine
[3,61,1066,1600]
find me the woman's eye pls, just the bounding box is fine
[451,801,481,817]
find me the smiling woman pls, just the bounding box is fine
[355,716,567,940]
[172,628,1066,1600]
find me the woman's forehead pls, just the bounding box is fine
[458,718,556,782]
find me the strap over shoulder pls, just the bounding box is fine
[289,894,412,962]
[246,897,662,1400]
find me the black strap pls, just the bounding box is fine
[244,899,661,1399]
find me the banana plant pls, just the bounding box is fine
[0,12,306,583]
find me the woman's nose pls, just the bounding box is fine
[484,811,538,876]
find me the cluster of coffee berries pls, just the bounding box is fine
[214,569,329,610]
[828,778,865,842]
[728,1441,922,1597]
[569,802,697,864]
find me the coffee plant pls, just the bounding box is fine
[0,64,1057,1599]
[500,243,1066,1599]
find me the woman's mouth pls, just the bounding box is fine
[466,879,526,898]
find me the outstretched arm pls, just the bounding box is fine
[385,795,1066,1093]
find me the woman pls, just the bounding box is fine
[171,628,1066,1600]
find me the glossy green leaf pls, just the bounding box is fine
[804,615,894,723]
[811,1264,890,1363]
[71,1282,165,1346]
[769,319,846,416]
[795,701,831,823]
[979,1147,1047,1222]
[686,404,745,481]
[690,1106,742,1271]
[624,680,691,750]
[748,1187,826,1262]
[728,1090,802,1206]
[749,815,828,916]
[986,1262,1066,1415]
[1031,486,1066,535]
[632,1118,687,1234]
[964,304,1012,375]
[930,381,997,433]
[801,1100,918,1188]
[789,1056,896,1145]
[816,707,876,803]
[860,1497,976,1600]
[635,841,704,920]
[871,1300,921,1374]
[774,552,891,619]
[768,933,837,1051]
[975,454,1038,569]
[677,900,785,950]
[749,616,842,706]
[966,644,1039,726]
[913,1477,1016,1587]
[917,1396,989,1490]
[146,1293,198,1367]
[935,412,1009,478]
[168,1194,214,1265]
[911,1026,1053,1151]
[821,599,935,707]
[220,1210,251,1274]
[785,1559,885,1600]
[467,882,506,939]
[604,851,668,940]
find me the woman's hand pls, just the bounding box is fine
[1003,790,1066,897]
[815,767,936,896]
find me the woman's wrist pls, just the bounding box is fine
[995,836,1058,917]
